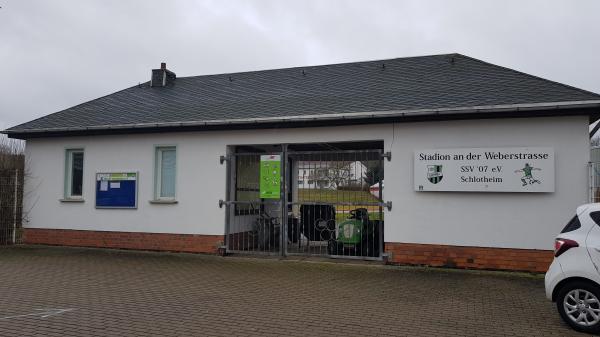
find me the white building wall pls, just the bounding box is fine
[24,116,589,249]
[388,116,589,250]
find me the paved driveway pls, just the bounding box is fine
[0,246,587,337]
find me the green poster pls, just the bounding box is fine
[260,155,281,199]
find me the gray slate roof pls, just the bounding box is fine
[5,53,600,136]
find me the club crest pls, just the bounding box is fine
[427,165,443,184]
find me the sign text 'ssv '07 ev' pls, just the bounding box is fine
[414,147,555,192]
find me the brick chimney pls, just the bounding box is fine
[151,62,176,87]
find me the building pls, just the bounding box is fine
[297,160,367,189]
[4,54,600,272]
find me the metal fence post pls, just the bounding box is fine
[281,145,288,257]
[590,163,593,203]
[590,162,599,204]
[378,150,385,259]
[12,168,18,244]
[223,153,231,252]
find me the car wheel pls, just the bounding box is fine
[557,281,600,334]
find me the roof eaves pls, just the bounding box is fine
[4,100,600,136]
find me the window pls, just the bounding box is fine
[155,146,177,200]
[590,212,600,227]
[560,215,581,233]
[65,149,84,199]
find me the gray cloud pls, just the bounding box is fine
[1,0,599,130]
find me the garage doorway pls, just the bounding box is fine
[222,142,388,260]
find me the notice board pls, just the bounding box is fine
[95,172,138,208]
[259,155,281,199]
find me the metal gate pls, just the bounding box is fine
[221,152,285,255]
[0,169,23,245]
[590,162,600,203]
[221,146,389,260]
[286,149,387,260]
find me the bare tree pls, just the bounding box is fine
[0,135,25,244]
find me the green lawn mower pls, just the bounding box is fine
[327,208,381,257]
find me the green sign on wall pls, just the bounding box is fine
[260,155,281,199]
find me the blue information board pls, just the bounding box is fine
[95,172,138,208]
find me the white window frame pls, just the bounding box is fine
[64,148,84,200]
[154,145,177,201]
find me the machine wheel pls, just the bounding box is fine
[556,280,600,334]
[327,240,342,256]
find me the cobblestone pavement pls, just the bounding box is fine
[0,245,588,337]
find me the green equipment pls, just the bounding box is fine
[328,208,381,257]
[336,212,365,245]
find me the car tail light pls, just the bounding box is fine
[554,238,579,257]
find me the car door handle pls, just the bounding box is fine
[595,248,600,253]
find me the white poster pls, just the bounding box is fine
[414,147,554,192]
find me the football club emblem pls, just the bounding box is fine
[514,163,541,187]
[427,165,443,184]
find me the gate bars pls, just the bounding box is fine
[221,152,285,256]
[590,162,600,203]
[221,147,389,260]
[0,169,23,245]
[286,149,386,260]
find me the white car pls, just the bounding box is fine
[545,203,600,334]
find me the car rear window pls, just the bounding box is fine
[561,215,581,233]
[590,211,600,226]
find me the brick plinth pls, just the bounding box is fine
[23,228,223,254]
[23,229,553,272]
[385,242,553,273]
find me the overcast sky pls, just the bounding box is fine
[1,0,599,131]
